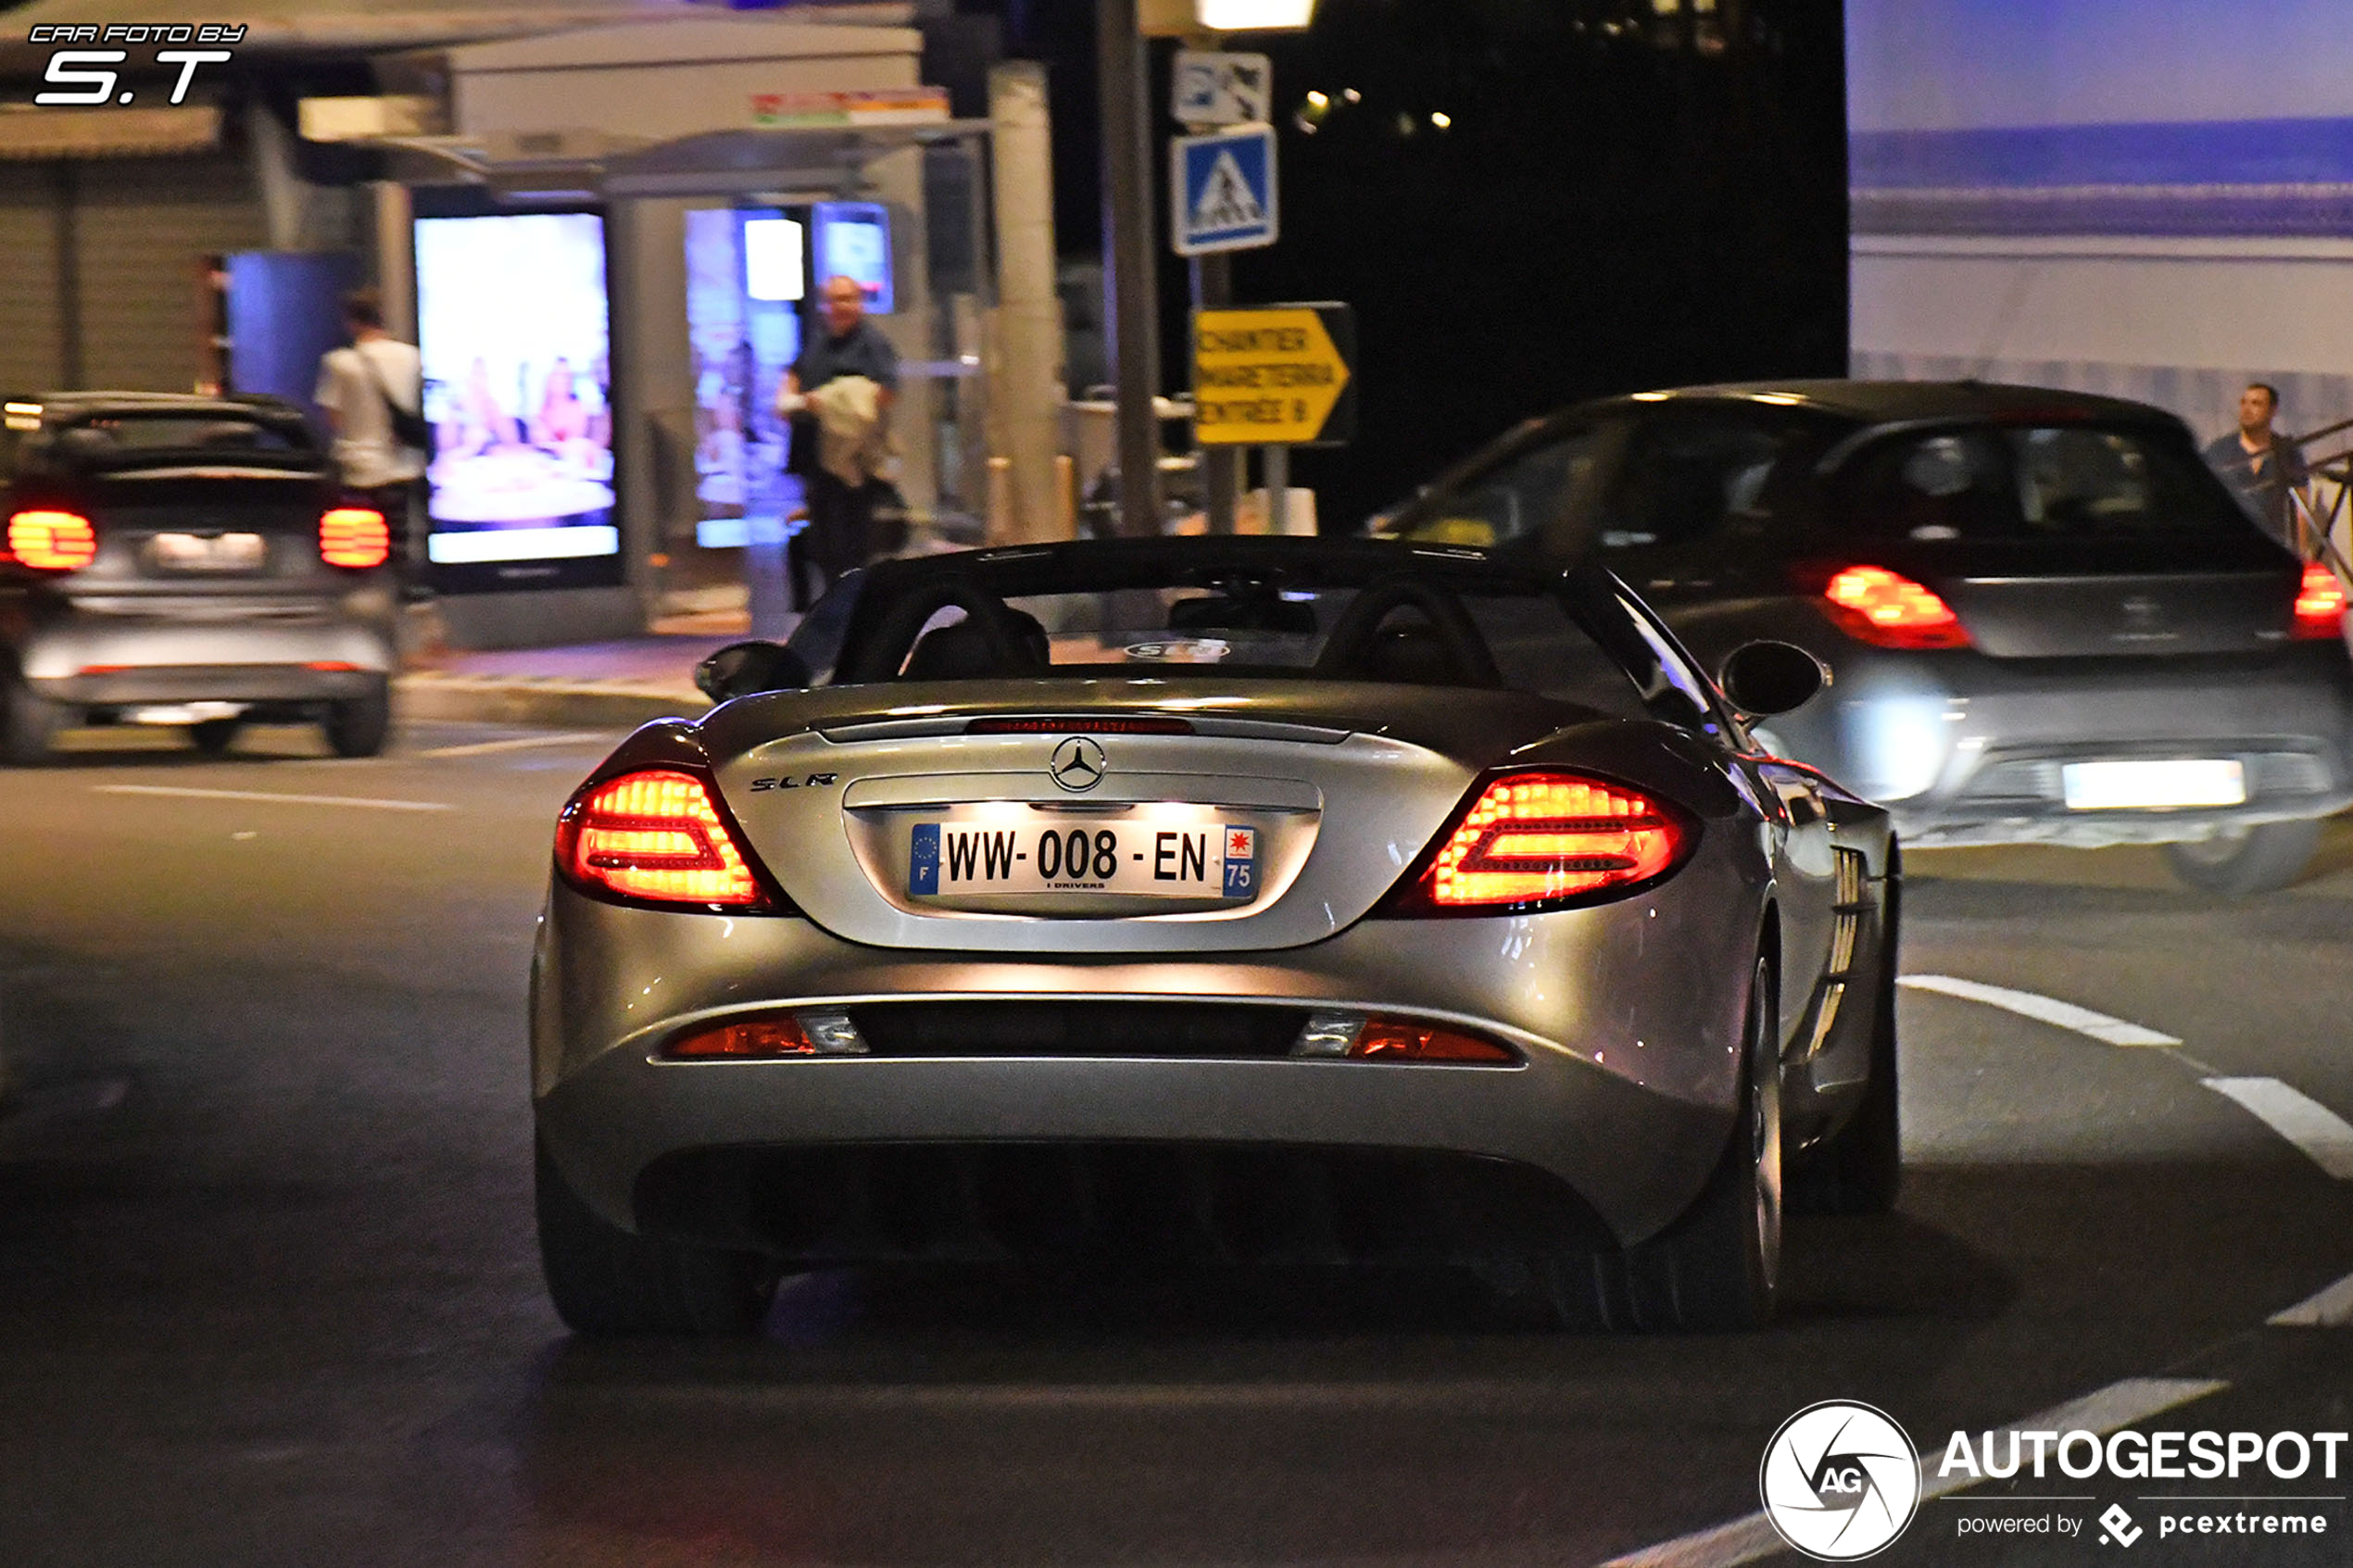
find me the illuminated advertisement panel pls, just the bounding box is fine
[413,207,621,591]
[1848,0,2353,449]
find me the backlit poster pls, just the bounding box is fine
[685,207,802,549]
[413,209,620,589]
[1847,0,2353,450]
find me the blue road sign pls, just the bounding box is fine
[1172,124,1277,256]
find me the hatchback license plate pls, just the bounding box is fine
[910,814,1258,900]
[2061,759,2246,809]
[149,532,266,572]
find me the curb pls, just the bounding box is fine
[395,672,711,731]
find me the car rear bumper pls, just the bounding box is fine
[18,594,395,706]
[530,862,1768,1255]
[1784,645,2353,847]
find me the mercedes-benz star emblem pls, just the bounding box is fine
[1049,735,1107,793]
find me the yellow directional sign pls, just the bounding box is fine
[1191,302,1356,447]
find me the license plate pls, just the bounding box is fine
[909,813,1259,900]
[148,532,266,572]
[2061,759,2246,809]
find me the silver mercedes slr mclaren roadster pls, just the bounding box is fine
[529,537,1899,1336]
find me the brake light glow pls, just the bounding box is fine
[556,769,768,908]
[1820,564,1969,648]
[2294,562,2347,639]
[1392,771,1691,914]
[7,509,96,571]
[667,1018,815,1058]
[320,507,389,569]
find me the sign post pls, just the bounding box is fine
[1191,302,1356,533]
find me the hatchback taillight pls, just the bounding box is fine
[320,507,389,569]
[554,769,778,910]
[6,509,96,571]
[1819,564,1970,648]
[1382,771,1692,916]
[2294,562,2347,640]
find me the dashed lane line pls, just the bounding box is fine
[91,784,454,813]
[1898,974,2181,1047]
[2202,1078,2353,1180]
[2271,1271,2353,1328]
[1597,1378,2230,1568]
[410,730,610,759]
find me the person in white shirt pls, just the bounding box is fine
[313,289,426,578]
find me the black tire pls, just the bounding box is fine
[2164,820,2323,896]
[187,718,242,757]
[322,676,391,759]
[1538,954,1783,1332]
[1,674,58,766]
[535,1136,779,1336]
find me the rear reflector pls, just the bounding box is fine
[7,509,96,571]
[320,507,390,569]
[1820,564,1970,648]
[2294,562,2347,639]
[967,716,1195,734]
[1387,771,1692,915]
[555,768,770,909]
[1292,1010,1516,1062]
[308,661,361,672]
[665,1010,866,1059]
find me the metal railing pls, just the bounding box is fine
[2284,419,2353,588]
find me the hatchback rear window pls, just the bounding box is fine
[1844,425,2243,540]
[52,415,309,458]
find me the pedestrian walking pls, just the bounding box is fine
[776,274,898,607]
[2203,382,2310,548]
[314,288,428,587]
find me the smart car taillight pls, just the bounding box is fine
[6,509,96,571]
[1819,564,1970,648]
[2293,561,2347,640]
[320,507,389,569]
[555,769,774,909]
[1383,771,1692,916]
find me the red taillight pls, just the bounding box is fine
[7,509,96,571]
[1350,1020,1516,1062]
[555,769,771,909]
[320,507,389,569]
[1820,564,1969,648]
[1386,771,1692,915]
[2294,562,2347,639]
[666,1018,816,1058]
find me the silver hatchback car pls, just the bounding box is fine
[531,538,1898,1336]
[0,391,398,763]
[1374,382,2353,893]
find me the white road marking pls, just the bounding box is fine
[1599,1377,2228,1568]
[411,730,607,759]
[2271,1271,2353,1327]
[2202,1077,2353,1179]
[1898,973,2180,1047]
[92,784,454,813]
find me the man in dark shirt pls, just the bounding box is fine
[777,274,899,605]
[2203,382,2309,547]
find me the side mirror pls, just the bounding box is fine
[695,640,811,703]
[1718,640,1827,718]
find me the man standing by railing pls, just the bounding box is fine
[2203,382,2309,547]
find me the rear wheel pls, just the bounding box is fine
[187,718,242,757]
[1,675,58,766]
[535,1136,780,1336]
[322,676,390,759]
[2164,820,2322,896]
[1538,954,1782,1331]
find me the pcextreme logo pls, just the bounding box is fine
[1759,1400,1924,1561]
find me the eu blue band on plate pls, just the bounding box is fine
[909,822,940,895]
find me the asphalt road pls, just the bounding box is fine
[2,719,2350,1567]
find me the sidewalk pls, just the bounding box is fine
[395,601,788,730]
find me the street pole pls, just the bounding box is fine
[1098,0,1163,537]
[1189,250,1239,533]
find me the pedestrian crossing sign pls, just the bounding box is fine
[1172,124,1277,256]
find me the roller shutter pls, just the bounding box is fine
[0,164,63,395]
[74,155,265,395]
